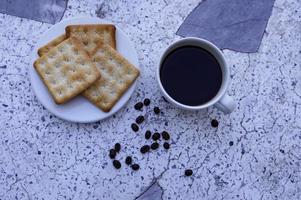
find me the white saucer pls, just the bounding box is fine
[30,17,140,123]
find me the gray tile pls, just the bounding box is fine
[0,0,67,24]
[177,0,275,52]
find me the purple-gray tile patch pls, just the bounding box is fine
[0,0,68,24]
[177,0,275,53]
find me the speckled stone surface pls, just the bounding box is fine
[0,0,300,199]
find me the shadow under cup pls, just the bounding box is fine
[158,38,229,110]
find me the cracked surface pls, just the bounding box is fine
[0,0,300,199]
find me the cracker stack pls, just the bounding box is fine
[34,24,139,112]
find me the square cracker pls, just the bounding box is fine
[65,24,116,55]
[83,42,140,112]
[34,37,101,104]
[38,34,67,56]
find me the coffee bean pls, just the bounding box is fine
[131,164,140,171]
[161,131,170,140]
[135,116,144,124]
[109,149,116,159]
[153,107,160,114]
[131,123,139,132]
[134,102,143,110]
[163,142,170,149]
[143,98,150,106]
[185,169,193,176]
[145,130,152,139]
[140,145,150,154]
[125,156,132,165]
[229,141,234,146]
[114,143,121,152]
[152,132,160,141]
[113,160,121,169]
[151,142,159,150]
[211,119,219,128]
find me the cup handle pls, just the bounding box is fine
[214,94,236,114]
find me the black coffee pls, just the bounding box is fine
[160,46,222,106]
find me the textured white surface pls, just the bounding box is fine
[0,0,300,199]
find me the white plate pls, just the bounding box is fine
[30,17,139,123]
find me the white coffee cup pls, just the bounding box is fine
[156,37,236,114]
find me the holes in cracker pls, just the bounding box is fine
[83,28,88,34]
[100,83,107,90]
[92,58,98,63]
[126,69,132,74]
[58,47,64,53]
[40,60,46,65]
[63,55,70,62]
[96,51,105,58]
[110,90,115,95]
[73,48,79,55]
[83,40,89,46]
[80,60,86,66]
[95,29,102,34]
[92,90,98,97]
[55,63,60,68]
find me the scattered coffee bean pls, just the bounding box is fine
[109,149,116,159]
[114,143,121,152]
[152,132,160,141]
[211,119,219,128]
[151,142,159,150]
[125,156,132,165]
[143,98,150,106]
[185,169,193,176]
[229,141,234,146]
[145,130,152,139]
[135,115,145,124]
[113,160,121,169]
[140,145,150,154]
[161,131,170,140]
[131,164,140,171]
[131,123,139,132]
[134,102,143,110]
[163,142,170,149]
[153,107,160,114]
